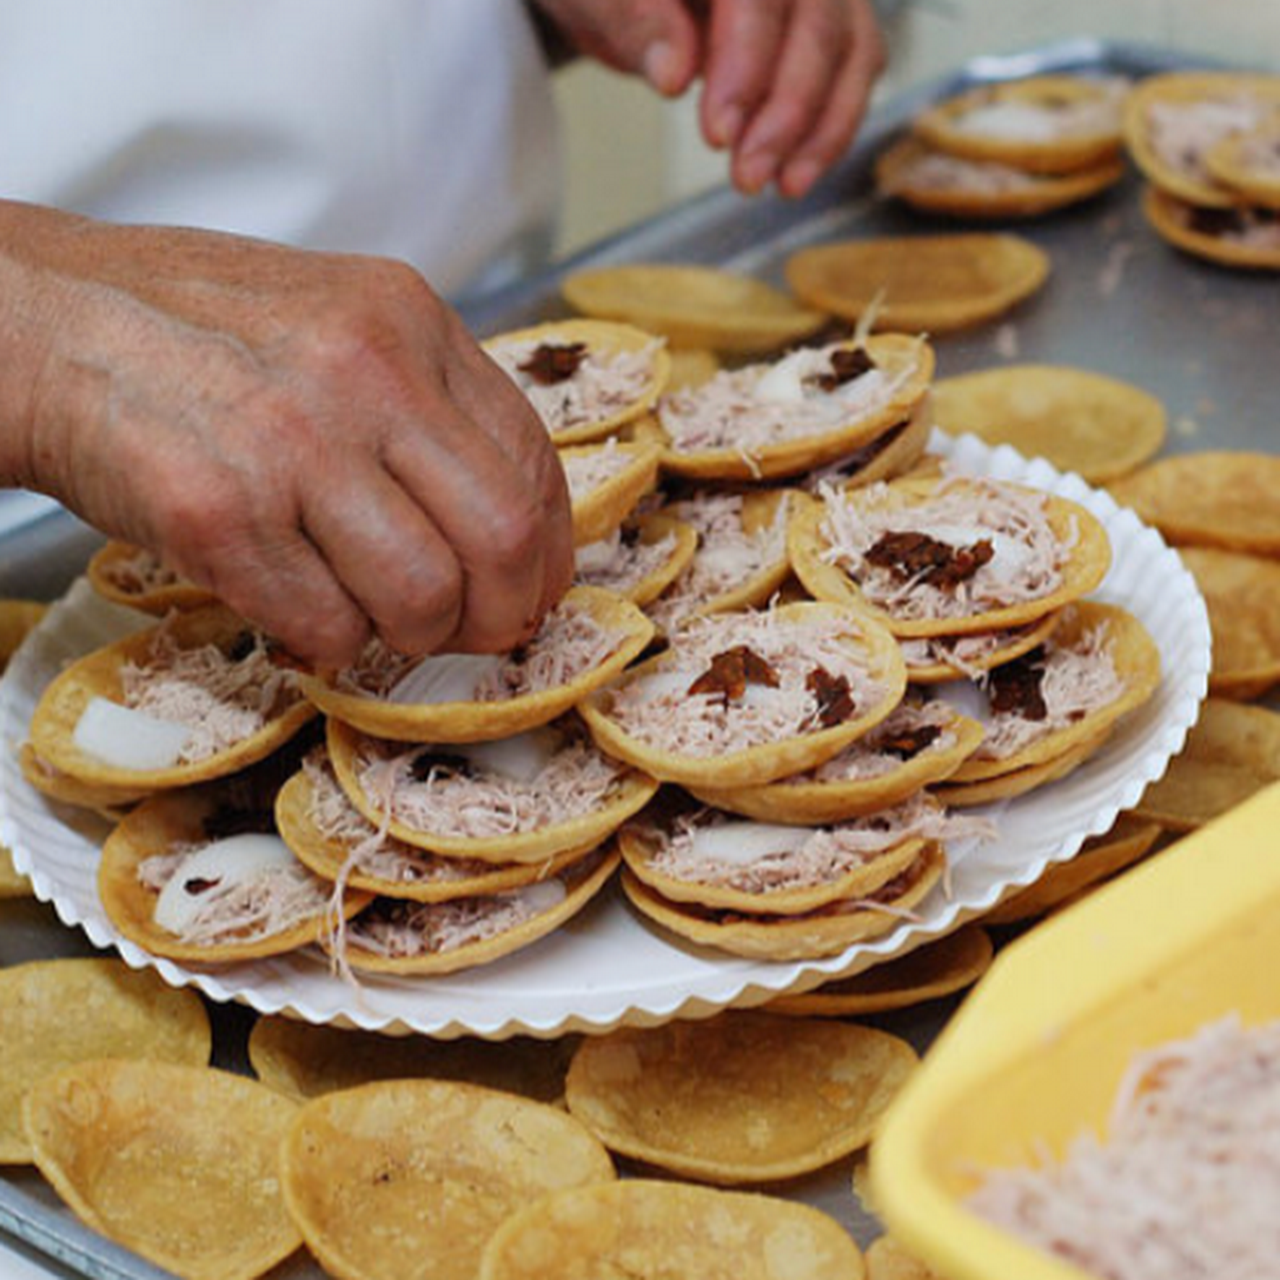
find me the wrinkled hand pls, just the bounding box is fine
[531,0,885,196]
[0,203,574,667]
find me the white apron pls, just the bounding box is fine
[0,0,562,298]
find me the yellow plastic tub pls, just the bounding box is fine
[871,780,1280,1280]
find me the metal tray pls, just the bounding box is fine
[0,37,1269,1280]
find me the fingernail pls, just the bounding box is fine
[643,40,681,94]
[711,103,744,148]
[783,158,822,197]
[737,150,778,194]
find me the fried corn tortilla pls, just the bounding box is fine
[876,135,1124,220]
[279,1078,615,1280]
[1123,71,1280,207]
[561,437,664,546]
[810,399,935,493]
[274,755,600,900]
[932,364,1167,483]
[865,1233,944,1280]
[899,612,1063,685]
[1133,697,1280,831]
[621,841,946,961]
[914,75,1129,174]
[483,318,670,445]
[561,262,828,354]
[564,1009,917,1184]
[17,742,153,815]
[664,346,722,389]
[1205,121,1280,208]
[785,234,1050,335]
[248,1016,575,1106]
[0,598,48,670]
[330,845,619,976]
[1107,450,1280,553]
[933,723,1114,807]
[980,813,1163,925]
[620,815,926,916]
[1141,184,1280,271]
[1177,545,1280,700]
[766,924,994,1017]
[574,511,699,607]
[27,603,317,793]
[0,958,210,1163]
[24,1058,301,1280]
[98,780,369,964]
[324,715,659,866]
[646,487,797,635]
[688,700,985,825]
[579,602,907,790]
[85,541,214,614]
[656,334,934,483]
[300,586,655,743]
[0,846,30,898]
[789,476,1112,637]
[943,601,1162,782]
[478,1178,867,1280]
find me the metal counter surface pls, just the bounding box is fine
[0,37,1274,1280]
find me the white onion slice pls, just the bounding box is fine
[689,822,812,866]
[461,727,561,784]
[388,653,505,705]
[153,833,297,934]
[508,878,567,914]
[72,696,192,771]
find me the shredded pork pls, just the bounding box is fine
[968,1015,1280,1280]
[138,844,330,946]
[971,619,1125,760]
[647,491,789,631]
[818,477,1075,622]
[606,609,890,757]
[337,598,624,702]
[350,722,631,841]
[658,342,919,457]
[644,793,992,894]
[120,622,303,763]
[487,336,663,435]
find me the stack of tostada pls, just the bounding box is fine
[19,313,1161,979]
[875,73,1131,219]
[1124,70,1280,269]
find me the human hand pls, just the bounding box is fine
[530,0,885,197]
[0,204,574,668]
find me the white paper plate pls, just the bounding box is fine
[0,434,1210,1040]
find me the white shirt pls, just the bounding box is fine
[0,0,562,299]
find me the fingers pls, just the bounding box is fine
[530,0,702,93]
[699,0,884,196]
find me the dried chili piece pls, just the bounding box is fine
[806,666,856,727]
[876,723,942,759]
[518,341,588,385]
[864,530,994,590]
[810,346,877,392]
[987,646,1048,721]
[687,645,780,705]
